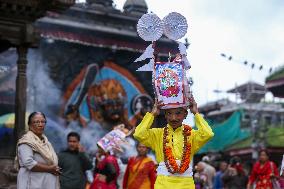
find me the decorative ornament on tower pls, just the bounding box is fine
[163,12,188,40]
[133,12,191,109]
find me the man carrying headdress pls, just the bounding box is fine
[132,10,214,189]
[133,95,214,189]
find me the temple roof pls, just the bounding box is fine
[205,102,284,117]
[227,81,266,102]
[227,81,265,93]
[123,0,148,15]
[87,0,113,7]
[265,66,284,98]
[199,98,233,115]
[36,4,178,56]
[266,66,284,81]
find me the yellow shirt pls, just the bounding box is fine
[134,112,214,162]
[133,112,214,189]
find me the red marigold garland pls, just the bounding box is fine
[163,125,192,174]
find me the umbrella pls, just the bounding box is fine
[0,113,29,129]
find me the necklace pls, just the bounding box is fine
[163,125,192,174]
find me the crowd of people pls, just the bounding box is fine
[194,152,284,189]
[16,105,284,189]
[16,111,156,189]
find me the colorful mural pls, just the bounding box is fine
[61,61,153,154]
[0,50,153,156]
[63,61,152,128]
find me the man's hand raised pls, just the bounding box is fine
[188,96,199,115]
[151,100,163,117]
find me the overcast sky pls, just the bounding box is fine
[112,0,284,105]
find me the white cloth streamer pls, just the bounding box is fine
[156,161,193,177]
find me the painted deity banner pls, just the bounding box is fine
[154,61,187,109]
[97,129,127,154]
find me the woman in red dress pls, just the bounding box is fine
[247,150,279,189]
[90,146,120,189]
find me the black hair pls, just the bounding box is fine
[67,132,80,141]
[229,156,242,166]
[136,142,149,151]
[220,160,228,164]
[136,141,144,148]
[164,108,188,113]
[28,112,46,125]
[259,149,269,157]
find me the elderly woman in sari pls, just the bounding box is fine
[16,112,61,189]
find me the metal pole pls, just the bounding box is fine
[249,103,259,161]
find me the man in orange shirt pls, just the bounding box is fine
[123,142,156,189]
